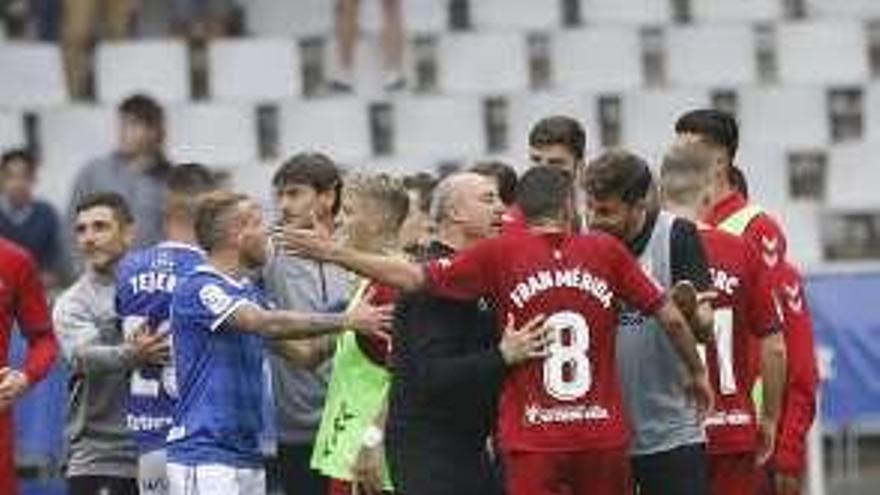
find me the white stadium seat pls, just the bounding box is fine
[166,104,258,166]
[361,0,447,34]
[471,0,562,31]
[208,39,301,102]
[667,25,756,87]
[778,202,822,267]
[394,95,483,161]
[507,92,599,158]
[806,0,880,19]
[96,40,190,104]
[736,145,787,211]
[227,162,277,205]
[863,83,880,142]
[279,97,370,164]
[36,105,116,209]
[827,143,880,209]
[738,87,829,150]
[438,32,529,94]
[553,27,642,92]
[0,112,25,151]
[581,0,671,25]
[0,43,68,109]
[690,0,783,24]
[621,89,709,164]
[777,20,869,85]
[244,0,332,38]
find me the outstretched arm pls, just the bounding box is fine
[279,226,426,292]
[230,293,392,340]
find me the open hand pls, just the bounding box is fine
[346,287,394,338]
[499,313,551,365]
[128,326,171,367]
[273,217,336,261]
[685,370,714,420]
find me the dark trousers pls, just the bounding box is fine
[386,429,503,495]
[68,475,138,495]
[269,442,327,495]
[632,443,710,495]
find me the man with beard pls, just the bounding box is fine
[165,191,391,495]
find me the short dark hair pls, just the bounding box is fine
[674,109,739,161]
[75,191,134,225]
[584,149,654,205]
[118,93,164,129]
[167,163,222,196]
[471,160,518,206]
[402,172,437,215]
[0,148,38,176]
[516,166,573,223]
[272,153,343,215]
[729,166,749,199]
[528,115,586,160]
[194,190,248,252]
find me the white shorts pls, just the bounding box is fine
[167,462,266,495]
[139,449,170,495]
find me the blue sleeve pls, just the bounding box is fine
[190,278,254,333]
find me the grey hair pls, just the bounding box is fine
[429,173,459,223]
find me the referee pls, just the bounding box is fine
[385,172,548,495]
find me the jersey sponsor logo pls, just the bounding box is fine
[524,403,610,426]
[509,268,614,310]
[199,284,233,316]
[704,409,754,427]
[127,413,174,432]
[709,267,741,296]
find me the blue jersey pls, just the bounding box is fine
[166,265,267,468]
[115,241,205,453]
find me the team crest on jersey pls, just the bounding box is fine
[199,284,233,316]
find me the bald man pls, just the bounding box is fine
[385,172,545,495]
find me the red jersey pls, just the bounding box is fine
[705,192,787,273]
[501,204,528,235]
[354,280,398,368]
[770,262,818,476]
[424,230,664,452]
[0,237,58,495]
[698,227,781,455]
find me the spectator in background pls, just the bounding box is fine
[263,153,352,495]
[471,160,518,207]
[399,172,437,255]
[0,236,59,495]
[330,0,404,92]
[171,0,232,41]
[55,192,169,495]
[68,94,172,251]
[0,149,69,291]
[61,0,137,99]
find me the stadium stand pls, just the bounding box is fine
[165,103,259,166]
[0,112,25,151]
[95,40,190,104]
[208,39,302,101]
[0,43,67,109]
[666,25,757,87]
[553,27,642,92]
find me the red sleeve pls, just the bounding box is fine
[744,213,788,273]
[745,244,782,338]
[424,238,497,301]
[14,253,59,385]
[772,265,819,476]
[607,237,664,314]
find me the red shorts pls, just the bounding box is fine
[504,448,632,495]
[709,452,758,495]
[328,478,393,495]
[0,414,16,495]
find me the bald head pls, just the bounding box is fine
[430,172,504,247]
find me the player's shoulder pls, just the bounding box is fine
[573,230,628,254]
[0,237,34,266]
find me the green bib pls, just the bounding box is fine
[716,204,766,411]
[311,282,393,489]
